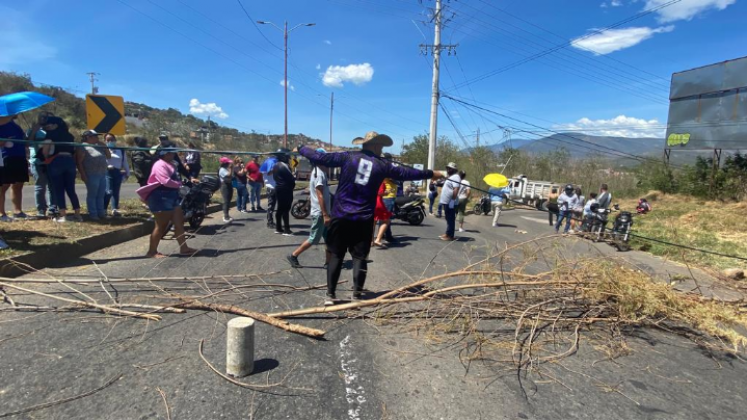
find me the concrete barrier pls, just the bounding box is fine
[226,317,255,377]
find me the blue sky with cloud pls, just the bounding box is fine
[1,0,744,152]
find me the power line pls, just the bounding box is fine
[234,0,283,51]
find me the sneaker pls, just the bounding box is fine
[286,254,301,268]
[13,212,27,219]
[435,214,442,218]
[324,294,338,306]
[352,290,364,301]
[256,206,264,211]
[0,215,12,223]
[267,223,276,229]
[53,216,67,223]
[492,223,497,227]
[458,228,465,233]
[440,235,455,241]
[251,207,256,212]
[35,212,46,218]
[429,212,434,215]
[274,230,283,235]
[223,217,234,223]
[111,210,122,217]
[282,230,294,237]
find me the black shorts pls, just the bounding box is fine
[1,156,29,185]
[326,217,375,260]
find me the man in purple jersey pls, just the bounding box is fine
[298,131,444,306]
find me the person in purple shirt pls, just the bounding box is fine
[298,131,443,306]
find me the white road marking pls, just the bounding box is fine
[520,216,548,224]
[339,335,366,420]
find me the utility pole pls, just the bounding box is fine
[86,72,100,94]
[329,92,334,149]
[476,127,480,147]
[420,0,457,170]
[257,20,316,149]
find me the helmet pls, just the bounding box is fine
[274,148,290,163]
[564,184,574,194]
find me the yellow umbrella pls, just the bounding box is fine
[483,173,509,188]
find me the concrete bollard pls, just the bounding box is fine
[226,317,255,377]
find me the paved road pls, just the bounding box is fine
[17,183,141,212]
[0,197,745,419]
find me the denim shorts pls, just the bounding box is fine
[147,188,180,213]
[308,214,327,245]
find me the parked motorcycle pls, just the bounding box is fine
[582,204,632,251]
[291,190,311,219]
[473,195,492,216]
[392,195,426,225]
[610,211,633,251]
[179,175,221,229]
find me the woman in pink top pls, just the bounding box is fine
[136,148,197,258]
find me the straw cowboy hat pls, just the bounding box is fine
[352,131,394,147]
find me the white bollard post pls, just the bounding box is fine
[226,317,255,377]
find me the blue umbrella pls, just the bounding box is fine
[0,91,55,117]
[259,156,277,174]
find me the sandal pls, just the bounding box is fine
[146,252,167,259]
[373,241,387,248]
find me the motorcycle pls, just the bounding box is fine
[392,195,426,225]
[473,195,492,216]
[291,190,311,219]
[610,211,633,251]
[178,175,221,229]
[582,204,632,251]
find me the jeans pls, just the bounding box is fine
[105,168,123,212]
[382,197,395,240]
[444,205,456,237]
[85,173,107,218]
[266,188,276,226]
[428,192,437,213]
[248,181,262,209]
[220,182,234,218]
[30,164,52,215]
[491,202,503,226]
[48,155,80,211]
[555,209,572,233]
[437,203,444,217]
[235,183,248,211]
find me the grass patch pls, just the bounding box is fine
[0,199,151,259]
[618,193,747,270]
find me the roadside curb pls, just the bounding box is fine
[0,185,309,278]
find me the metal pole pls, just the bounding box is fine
[284,21,289,149]
[427,0,442,170]
[329,92,334,149]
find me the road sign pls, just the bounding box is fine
[86,94,125,135]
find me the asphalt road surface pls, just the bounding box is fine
[0,196,745,419]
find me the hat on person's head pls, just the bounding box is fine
[158,133,169,140]
[219,156,232,164]
[352,131,394,147]
[446,162,458,170]
[157,147,177,157]
[82,129,100,137]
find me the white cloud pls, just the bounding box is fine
[646,0,736,23]
[324,40,332,45]
[554,115,665,138]
[279,80,295,91]
[601,0,623,7]
[322,63,374,88]
[0,6,56,66]
[571,25,674,55]
[189,98,228,119]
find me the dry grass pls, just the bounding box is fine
[617,192,747,270]
[0,199,151,259]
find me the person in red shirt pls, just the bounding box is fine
[372,182,392,248]
[246,156,265,212]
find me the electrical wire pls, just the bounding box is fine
[234,0,283,51]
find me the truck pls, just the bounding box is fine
[506,175,561,210]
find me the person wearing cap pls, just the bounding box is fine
[555,184,578,234]
[271,148,296,235]
[104,134,130,217]
[151,134,190,180]
[136,148,197,258]
[184,142,202,179]
[287,148,331,268]
[438,162,461,241]
[218,156,234,223]
[298,131,443,306]
[76,130,112,221]
[41,116,83,222]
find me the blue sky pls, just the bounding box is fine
[1,0,745,153]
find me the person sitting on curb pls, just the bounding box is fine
[287,149,332,268]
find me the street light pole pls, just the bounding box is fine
[257,20,316,149]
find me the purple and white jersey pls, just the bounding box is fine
[299,147,433,221]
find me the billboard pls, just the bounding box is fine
[665,56,747,150]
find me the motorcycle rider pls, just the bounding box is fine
[287,148,332,268]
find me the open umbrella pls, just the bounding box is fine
[0,91,55,117]
[259,156,277,174]
[483,173,509,188]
